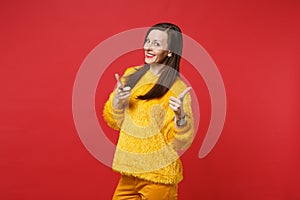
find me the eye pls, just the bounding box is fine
[145,38,150,43]
[154,42,160,46]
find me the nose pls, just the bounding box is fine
[144,42,153,51]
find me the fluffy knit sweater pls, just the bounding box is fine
[103,66,194,184]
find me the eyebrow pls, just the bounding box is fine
[146,37,162,42]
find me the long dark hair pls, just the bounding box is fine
[125,22,183,100]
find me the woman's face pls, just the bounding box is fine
[144,29,171,65]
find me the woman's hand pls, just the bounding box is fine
[112,73,131,109]
[169,87,192,120]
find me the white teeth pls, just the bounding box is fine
[146,53,155,56]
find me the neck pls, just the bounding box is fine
[149,63,165,76]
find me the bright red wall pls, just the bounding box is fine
[1,0,299,199]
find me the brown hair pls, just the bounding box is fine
[125,22,183,100]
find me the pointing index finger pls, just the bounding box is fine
[178,87,192,101]
[115,73,124,89]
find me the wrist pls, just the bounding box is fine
[175,112,185,120]
[175,114,186,127]
[112,98,123,110]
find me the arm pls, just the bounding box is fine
[103,90,125,130]
[171,92,194,151]
[167,89,195,151]
[102,67,138,130]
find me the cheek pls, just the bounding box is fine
[157,51,168,60]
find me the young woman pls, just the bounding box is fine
[103,22,194,200]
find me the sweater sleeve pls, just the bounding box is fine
[165,92,195,151]
[102,66,140,131]
[102,90,124,130]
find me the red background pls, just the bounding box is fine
[1,0,299,199]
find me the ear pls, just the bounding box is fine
[167,51,172,57]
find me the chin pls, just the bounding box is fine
[145,59,155,64]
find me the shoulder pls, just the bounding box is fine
[123,66,143,76]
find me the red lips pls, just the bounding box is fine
[145,52,155,59]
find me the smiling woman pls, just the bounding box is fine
[102,22,194,200]
[144,30,172,67]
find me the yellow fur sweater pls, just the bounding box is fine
[103,66,194,184]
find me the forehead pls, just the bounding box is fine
[147,29,168,41]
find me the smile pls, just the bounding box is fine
[145,52,155,59]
